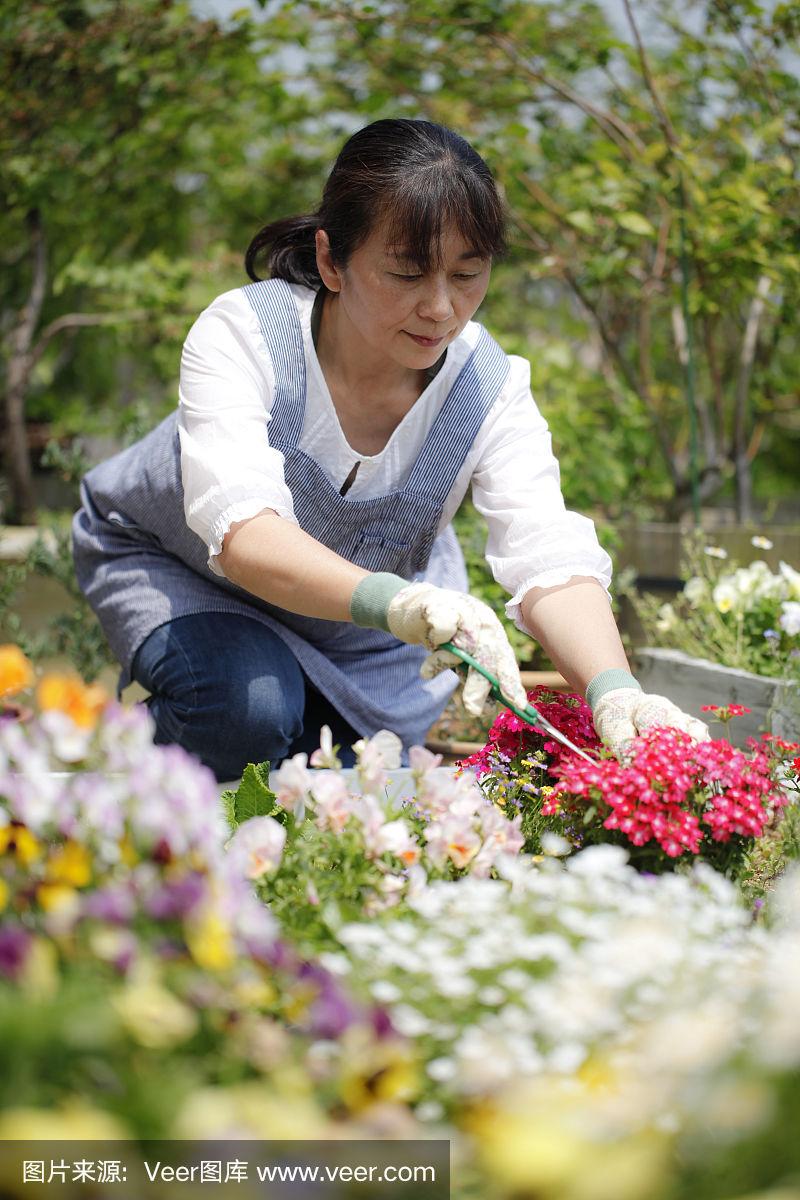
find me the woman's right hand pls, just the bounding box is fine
[385,581,527,716]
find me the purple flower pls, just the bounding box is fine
[145,872,207,920]
[83,884,136,924]
[261,938,301,974]
[307,981,359,1039]
[764,629,780,641]
[370,1005,396,1039]
[0,924,32,980]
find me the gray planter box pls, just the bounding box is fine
[634,647,800,749]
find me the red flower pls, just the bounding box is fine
[461,690,786,868]
[550,726,785,860]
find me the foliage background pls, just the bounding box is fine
[2,0,799,671]
[3,0,799,520]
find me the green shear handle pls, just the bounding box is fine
[440,641,596,764]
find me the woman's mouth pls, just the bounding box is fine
[405,332,445,347]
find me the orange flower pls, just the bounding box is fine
[0,645,34,700]
[36,674,108,729]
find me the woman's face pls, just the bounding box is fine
[317,219,492,373]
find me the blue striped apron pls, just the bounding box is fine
[72,279,510,750]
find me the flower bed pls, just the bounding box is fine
[626,537,800,744]
[3,646,800,1197]
[460,686,799,880]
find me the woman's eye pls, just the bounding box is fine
[455,272,480,280]
[391,273,422,281]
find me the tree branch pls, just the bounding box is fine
[4,209,48,520]
[621,0,679,148]
[733,274,772,519]
[488,33,647,161]
[29,309,152,370]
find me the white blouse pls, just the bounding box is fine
[177,283,613,634]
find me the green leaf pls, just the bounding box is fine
[222,761,277,831]
[617,212,655,236]
[565,209,595,234]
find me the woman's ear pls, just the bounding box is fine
[315,229,342,293]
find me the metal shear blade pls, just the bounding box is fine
[441,641,596,764]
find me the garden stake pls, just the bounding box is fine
[441,641,597,764]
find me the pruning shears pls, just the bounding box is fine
[441,641,596,764]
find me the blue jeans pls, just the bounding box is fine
[131,612,360,781]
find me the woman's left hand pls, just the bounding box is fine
[592,688,710,759]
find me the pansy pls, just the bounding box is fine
[228,815,287,879]
[270,753,312,819]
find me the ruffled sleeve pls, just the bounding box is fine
[177,290,298,577]
[469,354,613,634]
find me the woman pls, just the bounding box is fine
[72,119,707,780]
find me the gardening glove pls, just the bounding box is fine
[587,668,710,759]
[350,572,527,717]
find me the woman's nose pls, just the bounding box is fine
[417,277,455,322]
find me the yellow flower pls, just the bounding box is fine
[468,1078,672,1200]
[17,936,59,999]
[113,979,198,1049]
[185,904,236,972]
[36,884,80,919]
[0,644,34,699]
[173,1083,329,1140]
[0,825,42,866]
[46,840,92,887]
[0,1100,129,1140]
[232,975,277,1009]
[0,878,8,910]
[283,981,319,1023]
[118,835,138,867]
[338,1032,421,1112]
[36,673,108,729]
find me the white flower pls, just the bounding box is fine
[566,844,630,876]
[353,729,402,793]
[227,815,286,879]
[704,545,728,559]
[779,601,800,638]
[38,710,93,764]
[371,980,402,1003]
[408,744,443,774]
[751,535,774,550]
[779,561,800,601]
[425,817,481,869]
[309,724,341,769]
[270,753,311,818]
[683,576,708,607]
[375,818,420,866]
[655,602,678,633]
[541,832,573,857]
[309,773,353,833]
[712,579,741,615]
[427,1057,458,1082]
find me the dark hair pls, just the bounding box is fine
[245,119,507,286]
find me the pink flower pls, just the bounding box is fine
[374,819,420,866]
[309,773,354,834]
[309,725,342,769]
[353,730,402,794]
[425,818,481,869]
[228,816,287,879]
[270,753,312,817]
